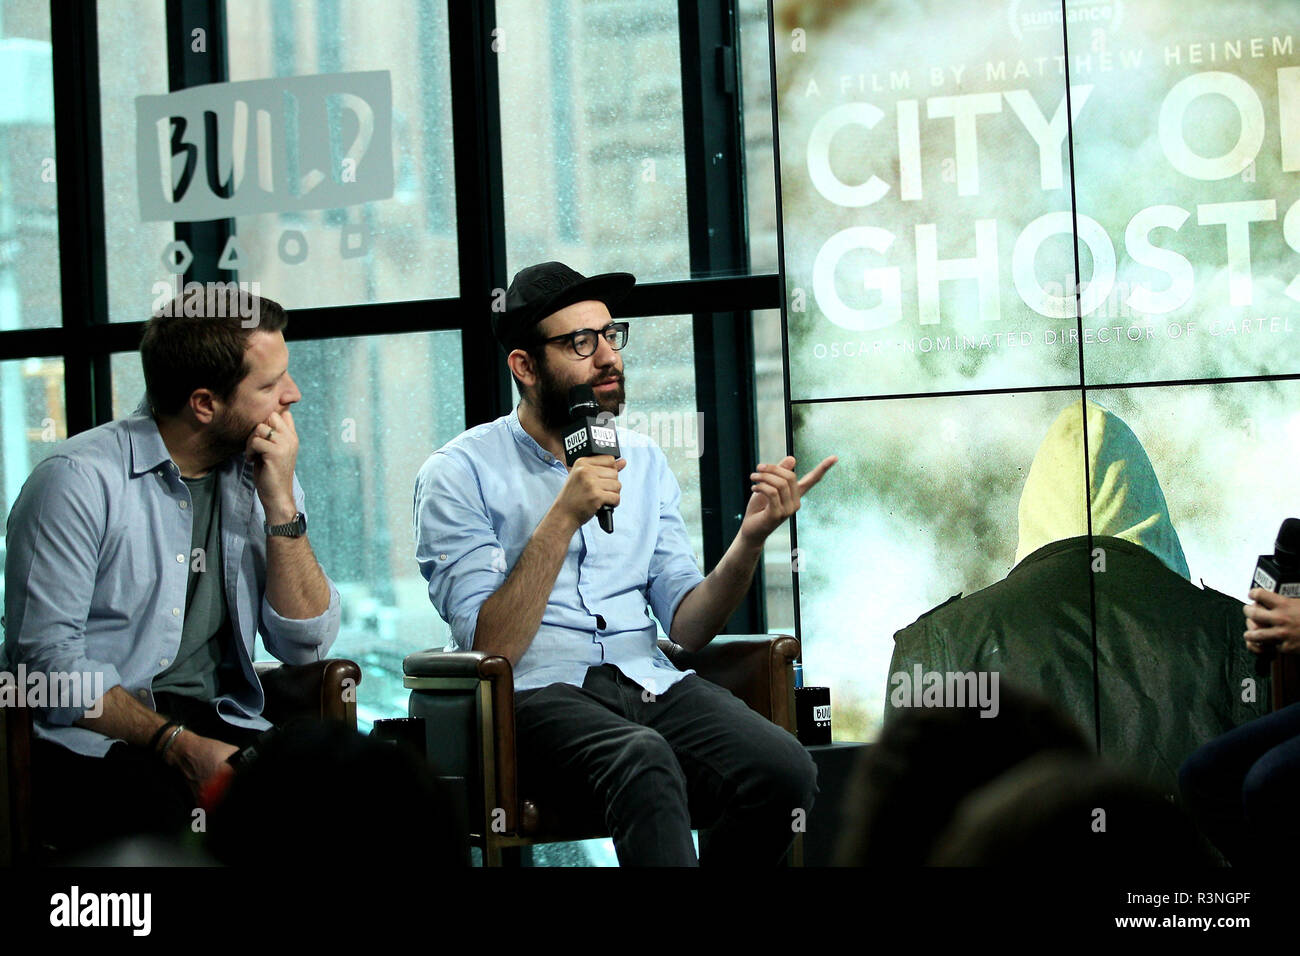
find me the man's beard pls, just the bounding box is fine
[532,358,626,434]
[203,404,259,465]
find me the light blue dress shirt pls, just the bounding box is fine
[2,409,341,757]
[413,408,705,695]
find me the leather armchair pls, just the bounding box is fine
[0,659,361,866]
[254,658,362,726]
[403,634,801,866]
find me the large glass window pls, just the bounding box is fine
[224,0,459,308]
[98,0,172,324]
[497,0,691,282]
[0,1,59,330]
[5,0,788,868]
[739,0,778,274]
[287,331,464,726]
[618,312,703,576]
[0,356,65,606]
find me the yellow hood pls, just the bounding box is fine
[1015,400,1189,580]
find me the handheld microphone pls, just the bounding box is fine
[1249,519,1300,664]
[1252,518,1300,598]
[562,384,620,534]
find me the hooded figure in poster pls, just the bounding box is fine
[887,400,1267,793]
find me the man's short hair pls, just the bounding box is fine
[140,285,288,417]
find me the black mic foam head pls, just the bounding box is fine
[568,384,599,418]
[1275,518,1300,566]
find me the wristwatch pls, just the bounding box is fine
[264,511,307,537]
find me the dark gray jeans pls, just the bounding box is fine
[514,663,818,866]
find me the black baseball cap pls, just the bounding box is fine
[494,261,635,352]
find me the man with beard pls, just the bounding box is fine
[414,261,835,865]
[3,286,339,856]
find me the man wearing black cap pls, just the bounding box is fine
[414,261,836,865]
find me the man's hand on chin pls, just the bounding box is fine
[245,409,300,523]
[739,454,838,543]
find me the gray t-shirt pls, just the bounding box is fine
[152,470,234,699]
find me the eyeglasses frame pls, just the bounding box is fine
[535,321,631,357]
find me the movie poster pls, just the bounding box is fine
[773,0,1299,746]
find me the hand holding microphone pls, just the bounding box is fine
[560,384,622,533]
[555,456,625,532]
[1245,590,1300,655]
[1245,518,1300,656]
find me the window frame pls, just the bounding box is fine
[0,0,781,635]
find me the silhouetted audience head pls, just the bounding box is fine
[206,719,468,867]
[930,754,1217,866]
[837,681,1092,866]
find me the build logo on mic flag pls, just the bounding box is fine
[564,430,589,457]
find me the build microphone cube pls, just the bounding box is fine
[795,686,832,745]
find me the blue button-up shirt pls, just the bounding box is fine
[2,409,341,757]
[413,408,705,695]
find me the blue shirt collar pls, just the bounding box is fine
[125,400,248,481]
[507,405,559,464]
[126,407,175,477]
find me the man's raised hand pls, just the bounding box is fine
[740,454,838,543]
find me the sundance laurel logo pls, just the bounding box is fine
[1008,0,1124,41]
